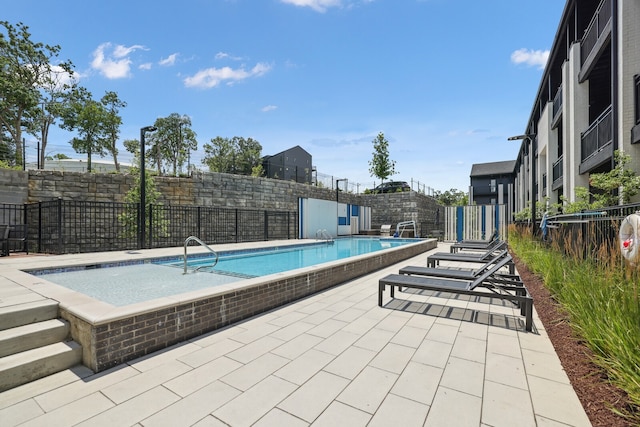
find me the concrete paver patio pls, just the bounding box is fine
[0,243,592,426]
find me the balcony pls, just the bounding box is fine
[552,156,563,191]
[579,0,612,82]
[580,106,613,173]
[551,85,562,128]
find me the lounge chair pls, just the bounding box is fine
[450,235,502,253]
[399,250,520,284]
[1,224,10,256]
[378,255,533,331]
[458,228,498,245]
[427,241,515,274]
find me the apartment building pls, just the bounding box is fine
[512,0,640,214]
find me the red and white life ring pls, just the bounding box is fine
[619,213,640,265]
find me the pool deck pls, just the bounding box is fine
[0,241,591,426]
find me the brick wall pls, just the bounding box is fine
[61,239,436,372]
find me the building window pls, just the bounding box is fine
[490,179,497,193]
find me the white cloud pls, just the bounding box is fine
[280,0,341,13]
[139,62,152,70]
[510,48,549,69]
[159,53,179,66]
[184,62,272,89]
[91,42,148,79]
[262,105,278,112]
[43,65,79,89]
[215,52,243,61]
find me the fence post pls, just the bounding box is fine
[37,202,42,253]
[57,198,63,254]
[148,204,154,248]
[197,206,201,238]
[235,209,239,243]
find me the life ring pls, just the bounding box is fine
[619,213,640,265]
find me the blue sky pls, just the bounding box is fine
[5,0,565,192]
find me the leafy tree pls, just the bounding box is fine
[0,21,73,167]
[368,132,396,182]
[434,188,468,206]
[101,91,126,172]
[59,87,110,172]
[147,113,197,176]
[589,150,640,205]
[202,136,263,175]
[118,166,168,239]
[52,153,70,160]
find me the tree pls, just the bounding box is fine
[368,132,396,183]
[202,136,263,175]
[59,87,110,172]
[0,21,73,167]
[147,113,197,176]
[589,150,640,205]
[101,91,126,172]
[434,188,468,206]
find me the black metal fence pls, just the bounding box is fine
[534,202,640,261]
[1,200,298,255]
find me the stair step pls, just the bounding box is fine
[0,319,70,358]
[0,341,82,392]
[0,300,59,331]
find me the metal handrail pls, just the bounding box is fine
[183,236,219,274]
[315,229,333,242]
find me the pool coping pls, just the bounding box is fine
[1,238,436,371]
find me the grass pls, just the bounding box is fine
[508,225,640,421]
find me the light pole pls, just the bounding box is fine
[140,125,157,249]
[336,178,347,237]
[508,134,536,234]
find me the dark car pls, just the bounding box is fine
[373,181,411,193]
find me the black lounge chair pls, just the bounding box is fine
[1,224,9,256]
[458,228,498,245]
[379,255,533,331]
[399,250,520,284]
[427,241,514,274]
[450,236,502,253]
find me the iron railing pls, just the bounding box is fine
[581,106,613,162]
[542,202,640,261]
[552,156,563,185]
[1,200,298,255]
[580,0,612,66]
[552,85,563,122]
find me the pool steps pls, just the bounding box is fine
[0,300,83,392]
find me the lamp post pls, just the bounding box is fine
[508,134,536,234]
[336,178,347,237]
[139,125,157,249]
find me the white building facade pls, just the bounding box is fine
[513,0,640,214]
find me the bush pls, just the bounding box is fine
[509,225,640,421]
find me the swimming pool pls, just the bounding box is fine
[14,237,437,372]
[33,238,414,307]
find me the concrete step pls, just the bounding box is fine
[0,319,70,358]
[0,300,59,331]
[0,341,83,392]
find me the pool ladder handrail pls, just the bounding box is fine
[184,236,219,274]
[315,229,333,243]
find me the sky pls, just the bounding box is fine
[4,0,566,193]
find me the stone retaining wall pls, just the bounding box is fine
[1,169,442,237]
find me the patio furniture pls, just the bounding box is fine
[1,225,10,256]
[399,250,520,284]
[427,241,514,273]
[378,255,533,331]
[450,235,502,253]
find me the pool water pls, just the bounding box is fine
[168,237,411,277]
[33,238,416,307]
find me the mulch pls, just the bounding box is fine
[511,253,638,427]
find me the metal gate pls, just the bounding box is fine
[444,204,508,242]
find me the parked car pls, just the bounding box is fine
[373,181,410,193]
